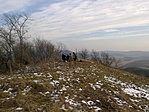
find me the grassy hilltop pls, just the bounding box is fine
[0,61,149,112]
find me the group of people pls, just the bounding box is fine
[62,52,77,62]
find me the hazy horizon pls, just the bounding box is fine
[0,0,149,51]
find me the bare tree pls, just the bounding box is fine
[34,38,56,62]
[56,42,66,53]
[99,52,121,68]
[0,20,16,74]
[0,13,29,73]
[79,48,89,59]
[55,42,67,60]
[112,58,121,68]
[100,52,115,67]
[2,13,29,64]
[90,50,100,62]
[13,41,35,65]
[0,45,8,73]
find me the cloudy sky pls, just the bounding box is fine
[0,0,149,51]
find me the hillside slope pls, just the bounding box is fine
[0,61,149,112]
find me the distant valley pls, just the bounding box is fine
[106,51,149,77]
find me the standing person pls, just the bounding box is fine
[62,54,66,62]
[73,52,77,61]
[66,54,69,62]
[68,53,73,69]
[68,53,73,62]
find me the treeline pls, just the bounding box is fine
[0,13,121,74]
[78,49,121,68]
[0,13,65,74]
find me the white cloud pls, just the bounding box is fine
[82,36,114,41]
[1,0,149,51]
[1,0,149,39]
[103,29,119,33]
[0,0,33,14]
[22,0,149,40]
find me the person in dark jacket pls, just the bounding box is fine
[73,52,77,61]
[62,54,67,62]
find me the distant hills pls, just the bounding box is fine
[62,50,149,78]
[105,51,149,77]
[105,51,149,58]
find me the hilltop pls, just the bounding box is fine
[0,61,149,112]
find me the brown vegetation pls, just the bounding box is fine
[0,61,149,112]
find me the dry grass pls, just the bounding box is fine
[0,60,149,112]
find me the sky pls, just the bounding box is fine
[0,0,149,51]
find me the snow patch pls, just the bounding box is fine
[123,88,149,100]
[16,107,23,111]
